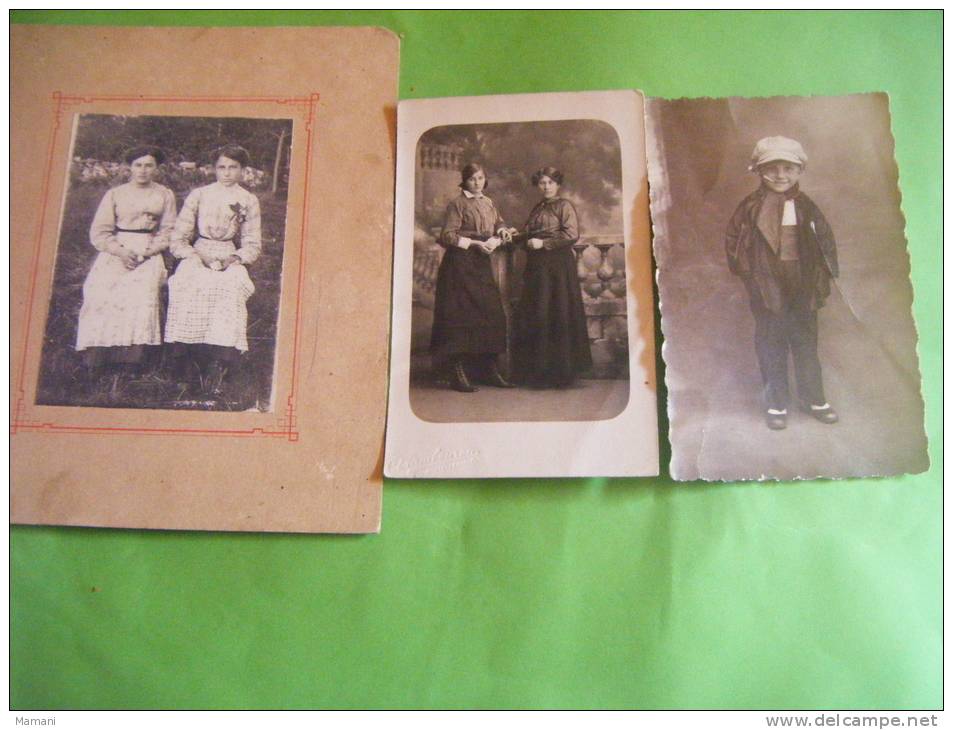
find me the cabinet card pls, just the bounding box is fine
[11,25,398,532]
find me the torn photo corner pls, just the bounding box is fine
[645,92,928,481]
[385,90,659,479]
[11,25,399,532]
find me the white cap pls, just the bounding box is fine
[749,136,808,171]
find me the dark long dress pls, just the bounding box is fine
[430,193,507,362]
[514,197,592,384]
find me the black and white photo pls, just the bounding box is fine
[410,120,629,422]
[386,92,659,479]
[35,114,293,412]
[646,93,928,480]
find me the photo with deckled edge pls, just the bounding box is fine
[646,93,928,481]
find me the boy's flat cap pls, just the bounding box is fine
[749,136,808,170]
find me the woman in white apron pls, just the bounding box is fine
[165,145,262,395]
[76,146,177,380]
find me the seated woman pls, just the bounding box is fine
[431,162,515,392]
[76,145,177,383]
[514,166,592,387]
[164,144,262,395]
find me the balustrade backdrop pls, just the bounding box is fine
[411,123,629,379]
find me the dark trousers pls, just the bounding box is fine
[749,262,826,411]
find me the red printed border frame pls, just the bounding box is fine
[11,92,320,442]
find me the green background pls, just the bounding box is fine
[11,10,942,709]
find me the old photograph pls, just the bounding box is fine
[646,93,928,480]
[386,91,659,479]
[411,119,629,423]
[13,25,399,533]
[35,113,293,412]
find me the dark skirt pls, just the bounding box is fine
[514,247,592,384]
[430,247,507,360]
[168,342,242,365]
[82,344,152,368]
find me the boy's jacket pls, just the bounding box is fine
[725,185,839,313]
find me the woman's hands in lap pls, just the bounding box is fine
[111,246,143,270]
[200,253,243,271]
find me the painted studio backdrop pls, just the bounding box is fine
[410,119,629,423]
[647,94,928,480]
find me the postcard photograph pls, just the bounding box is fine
[646,93,928,480]
[386,91,659,479]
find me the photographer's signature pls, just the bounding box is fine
[386,447,480,474]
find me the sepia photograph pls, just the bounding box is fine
[646,93,928,480]
[12,25,400,534]
[386,91,659,479]
[35,113,293,412]
[410,119,629,423]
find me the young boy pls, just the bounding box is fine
[725,136,839,430]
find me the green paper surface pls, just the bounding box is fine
[10,10,941,709]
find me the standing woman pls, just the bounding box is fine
[514,166,592,387]
[431,162,515,392]
[76,145,177,381]
[165,144,262,394]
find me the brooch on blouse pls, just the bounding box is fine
[229,202,248,225]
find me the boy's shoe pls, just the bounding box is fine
[765,409,787,430]
[803,402,838,424]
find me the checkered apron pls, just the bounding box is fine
[164,237,255,351]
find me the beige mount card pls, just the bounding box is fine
[11,26,398,533]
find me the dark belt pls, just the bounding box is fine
[115,227,155,234]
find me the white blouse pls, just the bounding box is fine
[170,182,262,265]
[89,182,177,252]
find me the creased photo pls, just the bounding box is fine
[646,93,928,481]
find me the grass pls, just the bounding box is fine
[34,182,288,412]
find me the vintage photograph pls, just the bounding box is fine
[13,25,398,533]
[35,113,293,412]
[410,119,629,423]
[646,93,928,480]
[386,91,659,479]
